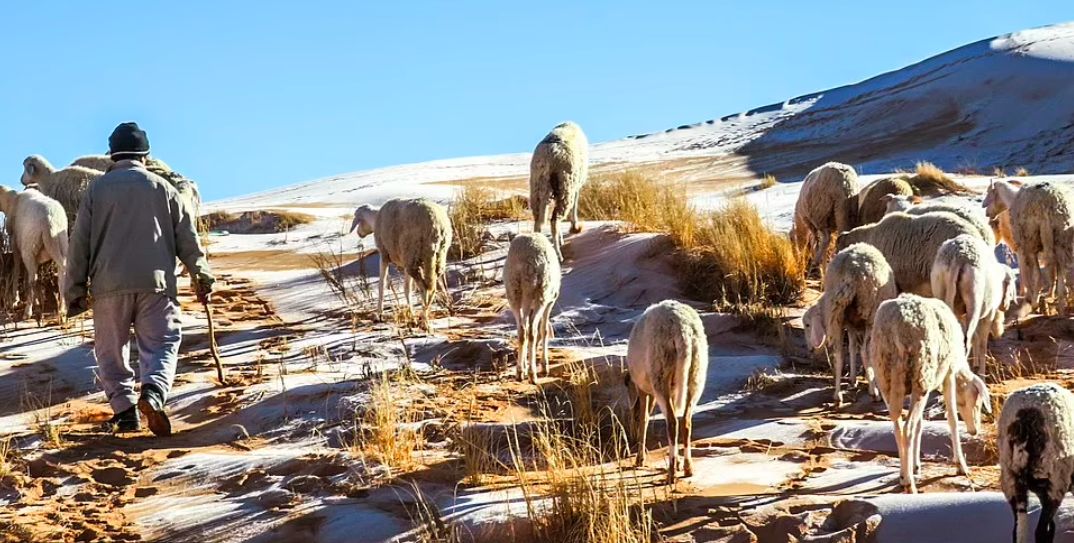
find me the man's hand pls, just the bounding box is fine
[195,281,213,305]
[67,297,91,319]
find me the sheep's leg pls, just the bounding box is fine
[832,327,845,406]
[550,211,564,262]
[861,335,880,400]
[681,410,694,478]
[513,309,525,381]
[22,258,38,323]
[55,260,66,326]
[525,307,540,385]
[974,322,990,377]
[663,397,680,485]
[1022,252,1041,312]
[517,307,530,382]
[377,259,389,321]
[532,198,547,234]
[537,302,553,377]
[568,192,582,234]
[1009,482,1030,543]
[634,394,652,468]
[906,394,929,493]
[943,375,970,476]
[402,274,414,323]
[848,331,860,392]
[890,411,909,490]
[1035,493,1058,543]
[811,230,831,276]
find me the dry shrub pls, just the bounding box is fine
[449,185,527,260]
[1014,166,1031,177]
[201,209,315,234]
[352,372,423,477]
[904,161,974,197]
[759,174,778,189]
[309,242,373,309]
[579,172,805,309]
[508,410,658,543]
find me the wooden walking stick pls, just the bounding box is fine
[204,300,226,386]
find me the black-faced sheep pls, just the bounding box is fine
[529,121,589,262]
[624,299,708,485]
[984,179,1074,315]
[883,193,997,246]
[803,243,897,405]
[503,233,561,384]
[0,186,68,322]
[931,234,1018,377]
[836,211,981,296]
[869,293,991,494]
[351,198,452,329]
[999,382,1074,543]
[792,162,860,275]
[20,155,102,227]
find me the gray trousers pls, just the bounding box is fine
[92,293,182,413]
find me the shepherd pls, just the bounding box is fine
[64,122,214,436]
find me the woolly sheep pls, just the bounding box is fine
[883,193,997,246]
[836,211,981,296]
[999,383,1074,543]
[350,198,452,329]
[852,176,913,226]
[0,186,68,322]
[869,294,991,494]
[803,243,896,405]
[984,179,1074,314]
[529,121,589,261]
[20,155,101,227]
[70,155,114,172]
[502,233,561,384]
[624,300,709,485]
[71,155,201,219]
[931,235,1018,376]
[792,162,860,275]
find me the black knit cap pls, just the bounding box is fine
[108,122,151,157]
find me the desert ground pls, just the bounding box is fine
[5,22,1074,543]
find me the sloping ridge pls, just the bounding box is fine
[724,22,1074,178]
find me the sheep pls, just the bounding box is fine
[792,162,860,275]
[836,211,981,296]
[623,299,709,485]
[350,198,452,329]
[71,155,201,219]
[883,193,997,246]
[998,383,1074,543]
[869,293,991,494]
[529,121,589,261]
[802,243,897,405]
[0,186,68,323]
[984,179,1074,314]
[502,233,561,384]
[852,176,913,226]
[70,154,114,172]
[20,155,102,227]
[931,235,1018,377]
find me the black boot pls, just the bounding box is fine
[105,405,141,433]
[137,383,172,437]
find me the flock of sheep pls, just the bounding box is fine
[796,161,1074,541]
[4,123,1074,541]
[0,154,201,322]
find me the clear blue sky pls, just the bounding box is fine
[1,2,1069,201]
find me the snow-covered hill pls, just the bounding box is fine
[217,22,1074,211]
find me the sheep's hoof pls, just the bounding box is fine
[569,224,583,235]
[683,462,694,478]
[635,456,646,468]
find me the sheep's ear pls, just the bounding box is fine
[975,377,992,413]
[24,161,34,176]
[1009,179,1024,187]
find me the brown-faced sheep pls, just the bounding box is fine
[883,193,996,246]
[20,155,101,227]
[0,186,68,323]
[351,198,452,329]
[529,121,589,261]
[792,162,861,275]
[931,235,1017,376]
[983,179,1074,314]
[503,233,561,384]
[836,211,980,295]
[852,176,913,226]
[624,299,709,485]
[803,243,897,405]
[869,294,991,494]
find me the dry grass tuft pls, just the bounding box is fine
[580,172,806,309]
[350,372,424,477]
[904,161,974,196]
[1014,166,1031,177]
[0,436,19,480]
[759,174,778,190]
[449,185,527,261]
[400,481,464,543]
[202,209,315,234]
[308,241,373,310]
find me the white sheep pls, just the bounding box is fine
[836,211,981,296]
[984,179,1074,315]
[803,243,897,405]
[70,154,114,172]
[20,155,102,227]
[71,155,201,220]
[998,383,1074,543]
[0,186,68,322]
[502,233,561,383]
[792,162,860,275]
[869,293,991,494]
[931,235,1018,376]
[529,121,589,261]
[624,299,709,485]
[350,198,452,329]
[882,193,997,246]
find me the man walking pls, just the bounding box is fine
[65,122,213,436]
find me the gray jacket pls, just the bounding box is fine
[65,160,213,302]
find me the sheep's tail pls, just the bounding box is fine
[669,332,691,417]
